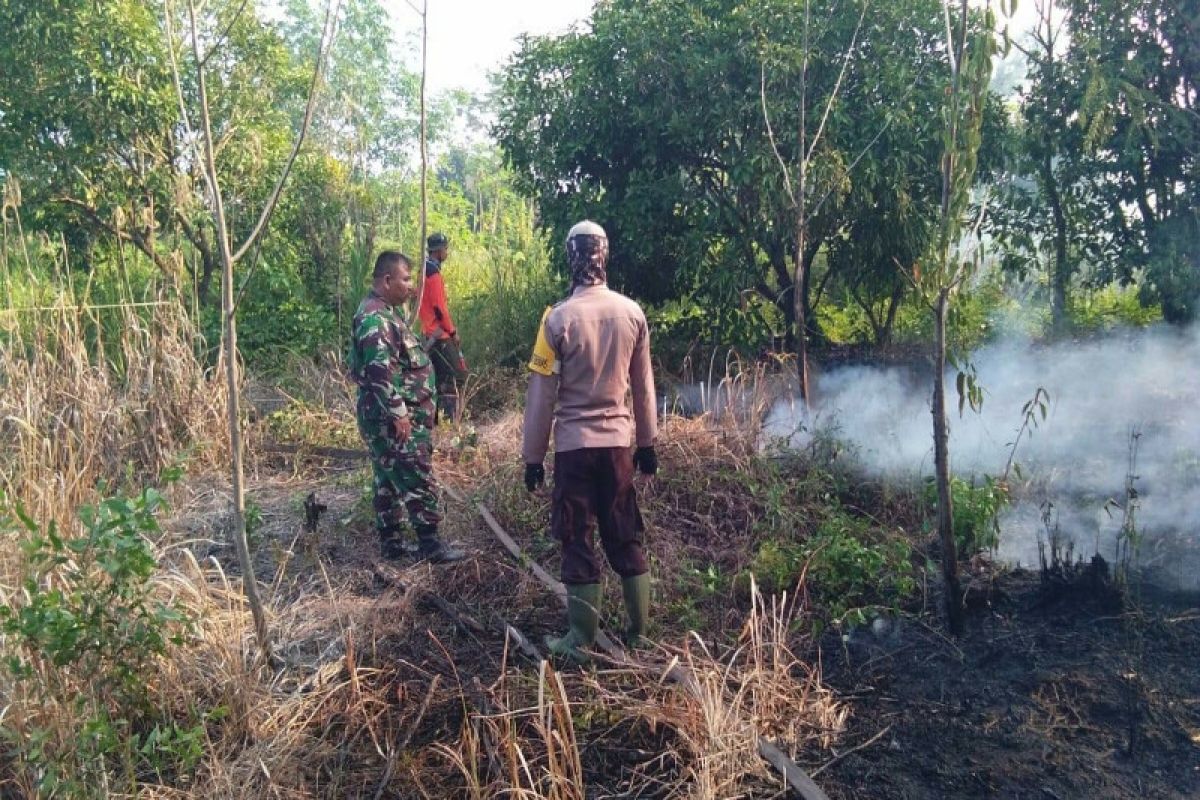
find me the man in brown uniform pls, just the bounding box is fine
[522,220,658,662]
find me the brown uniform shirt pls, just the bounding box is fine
[522,285,657,463]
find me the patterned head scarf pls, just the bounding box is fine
[566,220,608,288]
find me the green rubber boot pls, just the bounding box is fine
[545,583,601,664]
[621,573,651,648]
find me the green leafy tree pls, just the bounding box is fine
[495,0,1006,357]
[0,0,314,305]
[991,0,1098,330]
[1064,0,1198,322]
[992,0,1196,328]
[0,0,179,273]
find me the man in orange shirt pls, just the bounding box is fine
[418,232,468,421]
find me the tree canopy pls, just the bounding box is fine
[494,0,1008,346]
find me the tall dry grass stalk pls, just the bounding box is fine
[0,280,228,539]
[0,233,239,793]
[435,659,587,800]
[587,578,846,798]
[432,579,845,800]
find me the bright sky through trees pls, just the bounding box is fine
[391,0,596,94]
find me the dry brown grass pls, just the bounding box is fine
[0,289,228,535]
[420,577,845,800]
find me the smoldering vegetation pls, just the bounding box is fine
[765,324,1200,589]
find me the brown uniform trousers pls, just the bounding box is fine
[552,447,647,585]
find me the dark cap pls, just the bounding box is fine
[427,232,448,250]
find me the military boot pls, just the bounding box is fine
[439,394,458,423]
[545,583,601,664]
[415,524,466,563]
[378,526,417,560]
[621,573,651,648]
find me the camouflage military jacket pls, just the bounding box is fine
[347,290,436,429]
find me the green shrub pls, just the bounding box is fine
[0,487,204,795]
[1070,283,1162,330]
[803,512,916,627]
[202,257,337,370]
[742,509,916,628]
[923,474,1009,557]
[265,399,360,450]
[649,297,778,371]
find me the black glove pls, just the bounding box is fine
[524,463,545,492]
[633,446,658,476]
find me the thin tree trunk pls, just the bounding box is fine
[927,0,971,638]
[794,221,811,404]
[187,0,271,659]
[1042,152,1069,330]
[415,0,429,323]
[880,279,904,345]
[932,289,964,635]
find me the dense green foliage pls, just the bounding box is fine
[0,0,558,373]
[0,0,1191,369]
[494,0,1011,351]
[0,485,207,796]
[992,0,1198,325]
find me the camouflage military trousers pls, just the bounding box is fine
[359,418,441,535]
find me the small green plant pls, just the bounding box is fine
[666,561,730,632]
[924,474,1009,557]
[265,399,360,450]
[803,512,917,628]
[1107,430,1143,586]
[447,423,480,462]
[740,510,916,628]
[745,539,807,596]
[245,496,265,548]
[0,486,201,795]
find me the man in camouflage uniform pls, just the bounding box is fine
[348,250,465,563]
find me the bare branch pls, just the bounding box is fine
[198,0,252,69]
[760,55,797,206]
[893,255,935,311]
[805,0,869,164]
[163,0,209,199]
[54,196,176,276]
[230,0,343,264]
[806,108,894,223]
[943,0,957,76]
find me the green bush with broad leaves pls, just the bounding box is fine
[923,474,1009,557]
[0,483,209,796]
[743,508,916,629]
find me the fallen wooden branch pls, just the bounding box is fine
[472,499,622,655]
[809,723,892,779]
[502,619,544,663]
[399,674,442,751]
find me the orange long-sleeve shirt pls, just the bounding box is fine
[418,259,456,340]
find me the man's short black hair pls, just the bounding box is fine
[374,250,411,280]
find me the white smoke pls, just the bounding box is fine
[764,324,1200,590]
